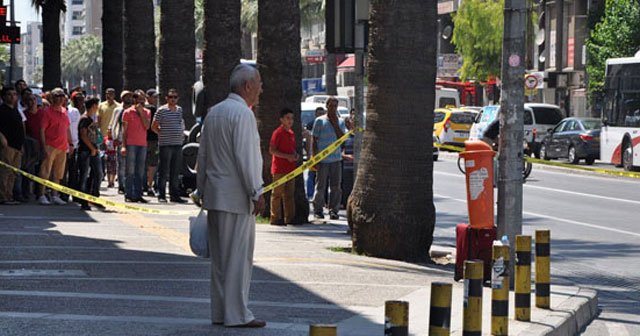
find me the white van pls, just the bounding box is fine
[435,86,460,108]
[469,103,565,157]
[304,95,351,111]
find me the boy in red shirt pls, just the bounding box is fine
[269,108,298,225]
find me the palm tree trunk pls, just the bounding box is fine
[257,0,307,223]
[123,0,157,91]
[159,0,196,128]
[347,0,437,262]
[102,0,124,96]
[202,0,241,109]
[41,3,64,90]
[324,52,337,95]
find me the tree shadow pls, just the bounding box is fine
[0,207,357,336]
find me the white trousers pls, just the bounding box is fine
[207,210,256,326]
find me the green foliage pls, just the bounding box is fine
[452,0,504,81]
[585,0,640,98]
[0,45,9,64]
[195,0,204,49]
[61,35,102,85]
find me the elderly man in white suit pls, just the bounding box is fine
[196,64,266,328]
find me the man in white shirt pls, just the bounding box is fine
[197,64,266,328]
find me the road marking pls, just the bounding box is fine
[0,311,310,331]
[523,185,640,205]
[434,193,640,238]
[0,290,367,311]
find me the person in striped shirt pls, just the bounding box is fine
[151,88,186,203]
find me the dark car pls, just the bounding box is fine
[539,117,602,164]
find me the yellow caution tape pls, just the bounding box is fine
[0,160,193,215]
[525,156,640,179]
[436,142,640,179]
[262,128,361,194]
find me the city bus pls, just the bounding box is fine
[600,53,640,171]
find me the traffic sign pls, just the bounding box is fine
[524,74,538,89]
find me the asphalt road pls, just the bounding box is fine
[433,155,640,335]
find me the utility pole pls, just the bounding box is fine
[353,0,369,176]
[498,0,526,273]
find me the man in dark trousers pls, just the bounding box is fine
[0,87,25,205]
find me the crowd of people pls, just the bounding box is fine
[0,79,187,209]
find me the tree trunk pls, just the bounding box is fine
[241,28,253,60]
[325,52,337,95]
[102,0,124,97]
[347,0,436,262]
[41,3,63,90]
[257,0,307,223]
[159,0,196,129]
[202,0,241,110]
[123,0,157,91]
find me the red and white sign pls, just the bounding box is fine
[305,50,326,64]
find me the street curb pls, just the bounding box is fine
[518,287,598,336]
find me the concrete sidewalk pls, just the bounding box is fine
[0,187,597,335]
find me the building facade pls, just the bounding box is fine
[63,0,102,43]
[21,21,43,86]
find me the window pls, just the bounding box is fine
[524,109,533,125]
[72,11,84,20]
[449,112,477,124]
[581,119,602,130]
[71,0,83,5]
[434,112,446,123]
[552,121,566,133]
[564,120,578,131]
[531,107,564,125]
[438,97,457,108]
[72,26,84,35]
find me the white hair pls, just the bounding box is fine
[230,63,259,94]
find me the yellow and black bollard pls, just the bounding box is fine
[515,235,532,321]
[491,243,510,336]
[309,324,337,336]
[429,282,452,336]
[536,229,551,309]
[385,300,409,336]
[463,260,483,336]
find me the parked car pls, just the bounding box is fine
[304,95,351,111]
[434,108,478,147]
[539,117,601,164]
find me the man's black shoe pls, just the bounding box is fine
[329,212,339,220]
[158,197,168,203]
[125,197,136,203]
[147,189,156,197]
[314,212,324,219]
[170,197,187,204]
[136,197,149,204]
[118,188,125,194]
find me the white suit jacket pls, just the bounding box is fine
[197,93,263,214]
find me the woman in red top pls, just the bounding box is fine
[268,108,298,225]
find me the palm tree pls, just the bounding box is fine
[102,0,124,97]
[256,0,306,222]
[62,35,102,91]
[347,0,437,261]
[159,0,196,128]
[202,0,241,109]
[31,0,66,90]
[123,0,156,91]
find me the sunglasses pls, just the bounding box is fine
[167,95,178,99]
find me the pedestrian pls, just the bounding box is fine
[341,111,355,209]
[97,88,120,140]
[121,90,151,203]
[269,108,298,225]
[312,97,347,220]
[16,90,40,202]
[0,87,25,205]
[77,97,104,211]
[37,88,71,206]
[64,91,85,202]
[196,63,266,328]
[152,88,186,203]
[144,89,160,197]
[103,130,117,188]
[110,91,134,194]
[305,106,325,199]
